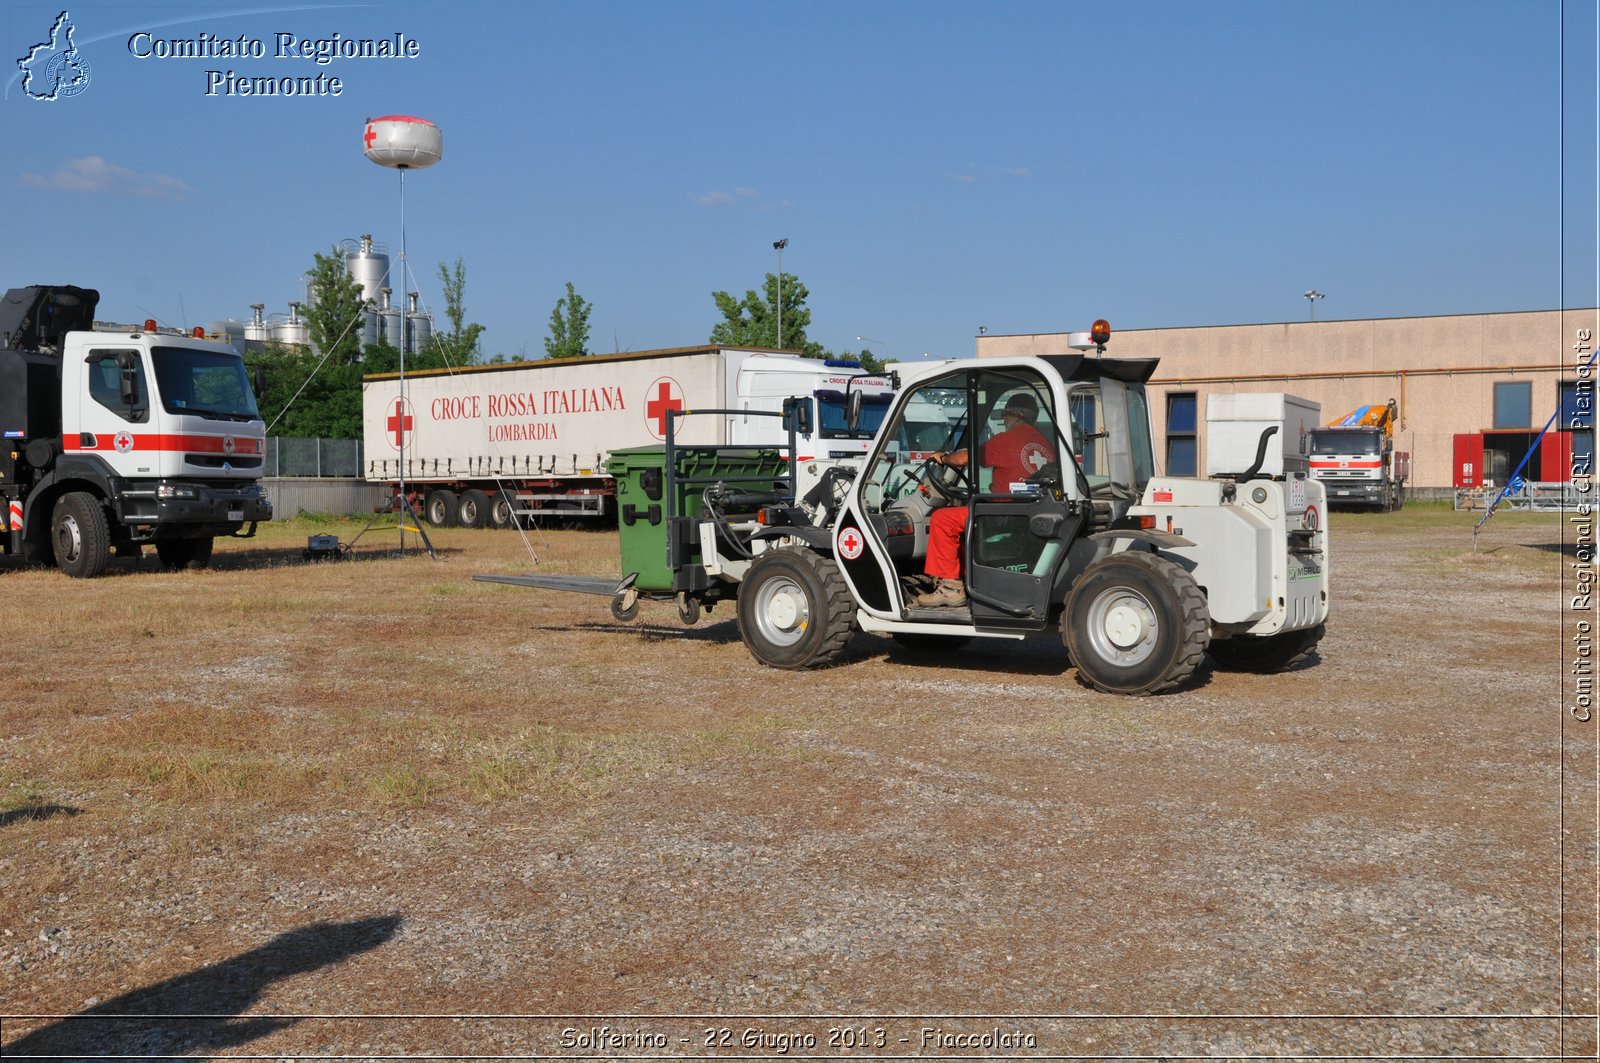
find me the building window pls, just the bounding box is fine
[1166,391,1197,476]
[1561,379,1595,476]
[1493,381,1532,429]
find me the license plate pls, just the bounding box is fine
[228,508,244,520]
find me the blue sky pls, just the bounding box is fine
[2,1,1596,362]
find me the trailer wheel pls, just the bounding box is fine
[486,492,514,529]
[1064,551,1209,695]
[424,489,459,528]
[737,548,855,669]
[1209,623,1324,674]
[156,537,214,571]
[52,492,111,579]
[457,489,490,529]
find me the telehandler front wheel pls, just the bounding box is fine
[1063,551,1209,695]
[737,548,855,669]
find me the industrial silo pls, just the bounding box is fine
[343,234,391,306]
[406,291,434,353]
[272,301,310,347]
[245,304,270,343]
[378,288,404,348]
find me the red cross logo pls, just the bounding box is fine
[387,398,413,450]
[363,123,377,149]
[645,377,684,439]
[838,527,865,561]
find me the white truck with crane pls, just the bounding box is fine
[0,285,272,577]
[362,345,898,528]
[480,321,1331,696]
[1308,399,1409,510]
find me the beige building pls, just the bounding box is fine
[976,308,1600,491]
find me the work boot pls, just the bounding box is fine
[917,578,967,607]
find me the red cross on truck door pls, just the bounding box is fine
[645,377,685,440]
[386,397,414,450]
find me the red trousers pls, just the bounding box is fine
[925,505,968,580]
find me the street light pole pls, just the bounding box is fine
[773,238,788,349]
[1303,289,1325,321]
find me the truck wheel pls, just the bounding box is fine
[52,492,111,579]
[457,489,490,529]
[1209,623,1324,674]
[486,492,514,529]
[156,537,214,571]
[737,548,855,669]
[424,489,459,528]
[1063,551,1209,695]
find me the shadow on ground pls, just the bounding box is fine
[2,915,402,1060]
[0,803,80,828]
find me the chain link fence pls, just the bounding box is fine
[265,437,363,477]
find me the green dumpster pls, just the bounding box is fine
[608,445,789,591]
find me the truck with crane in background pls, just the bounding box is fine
[1308,399,1409,510]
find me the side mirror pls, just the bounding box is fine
[845,390,863,433]
[782,396,812,436]
[119,367,138,406]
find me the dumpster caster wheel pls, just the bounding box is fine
[610,587,640,622]
[677,593,701,626]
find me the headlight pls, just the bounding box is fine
[156,484,199,500]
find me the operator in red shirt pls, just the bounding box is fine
[916,391,1055,607]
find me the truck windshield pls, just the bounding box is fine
[151,346,261,421]
[1310,428,1381,455]
[818,391,890,438]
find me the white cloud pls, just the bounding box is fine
[695,186,760,207]
[20,156,191,200]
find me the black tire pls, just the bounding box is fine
[890,632,974,655]
[1063,551,1210,695]
[486,491,514,529]
[424,489,459,528]
[156,537,214,571]
[610,590,640,622]
[737,548,855,669]
[52,492,111,579]
[1209,623,1324,674]
[457,488,490,529]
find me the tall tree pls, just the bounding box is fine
[710,272,817,355]
[707,271,885,373]
[435,257,486,364]
[545,282,593,359]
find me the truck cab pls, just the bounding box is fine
[1,285,271,576]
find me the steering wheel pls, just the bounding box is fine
[915,455,972,504]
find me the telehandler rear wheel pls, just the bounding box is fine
[1208,623,1324,673]
[737,548,854,669]
[1063,551,1209,695]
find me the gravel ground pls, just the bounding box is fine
[0,509,1594,1061]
